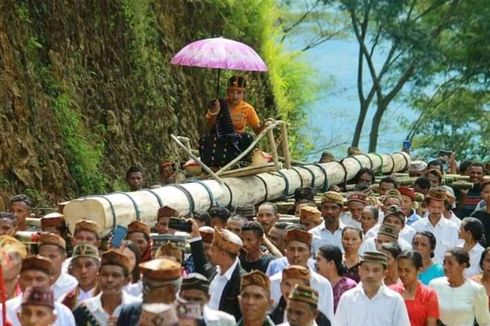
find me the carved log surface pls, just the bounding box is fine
[64,152,410,235]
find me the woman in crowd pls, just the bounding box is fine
[118,240,142,297]
[390,250,439,326]
[316,244,357,311]
[458,217,485,277]
[412,231,444,285]
[381,242,402,286]
[473,247,490,306]
[429,247,490,326]
[341,226,363,282]
[360,206,379,235]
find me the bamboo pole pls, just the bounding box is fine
[281,123,292,169]
[268,129,280,171]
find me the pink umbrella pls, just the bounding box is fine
[171,37,267,96]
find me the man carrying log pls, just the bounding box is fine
[125,166,145,191]
[8,194,32,232]
[455,162,486,218]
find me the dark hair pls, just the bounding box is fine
[0,212,17,225]
[414,177,431,190]
[461,217,486,246]
[228,214,248,225]
[126,166,143,179]
[228,76,246,88]
[241,221,264,238]
[397,250,423,270]
[193,211,211,226]
[354,168,375,185]
[284,224,307,232]
[294,187,315,202]
[426,169,442,183]
[342,226,363,240]
[413,231,437,258]
[318,245,345,276]
[9,194,32,207]
[258,202,278,215]
[470,162,485,170]
[479,247,490,270]
[208,206,230,221]
[447,247,470,268]
[459,160,473,175]
[354,183,370,192]
[428,160,444,173]
[125,240,142,283]
[381,242,402,259]
[273,222,291,231]
[363,206,379,221]
[379,176,398,189]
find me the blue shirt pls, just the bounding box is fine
[265,257,316,276]
[406,210,421,226]
[419,263,445,285]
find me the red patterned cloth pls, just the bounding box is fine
[333,276,357,311]
[390,281,440,326]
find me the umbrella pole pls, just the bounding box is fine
[216,69,220,98]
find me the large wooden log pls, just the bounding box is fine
[64,152,410,235]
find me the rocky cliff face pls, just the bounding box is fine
[0,0,274,206]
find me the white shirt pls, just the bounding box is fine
[340,212,362,229]
[203,305,236,326]
[124,281,142,298]
[335,284,410,326]
[458,242,484,277]
[359,237,412,255]
[82,291,141,325]
[5,295,76,326]
[265,256,316,277]
[411,216,460,264]
[310,222,344,254]
[430,277,490,326]
[51,272,78,301]
[270,269,334,322]
[279,322,318,326]
[364,224,416,244]
[445,211,462,226]
[78,287,95,303]
[208,258,239,310]
[61,256,73,274]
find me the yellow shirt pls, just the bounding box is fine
[206,100,260,134]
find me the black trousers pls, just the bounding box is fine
[199,133,254,167]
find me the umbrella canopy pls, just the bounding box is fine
[171,37,267,72]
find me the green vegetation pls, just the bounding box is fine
[51,92,107,194]
[1,0,320,204]
[279,0,490,158]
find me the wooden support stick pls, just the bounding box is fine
[268,129,280,171]
[170,134,223,184]
[215,121,287,176]
[280,123,292,169]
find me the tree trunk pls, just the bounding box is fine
[352,102,369,147]
[63,152,411,235]
[368,102,388,152]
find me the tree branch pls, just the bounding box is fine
[280,0,322,42]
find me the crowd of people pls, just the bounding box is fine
[1,146,490,326]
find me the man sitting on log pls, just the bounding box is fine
[199,76,270,169]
